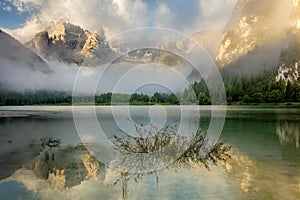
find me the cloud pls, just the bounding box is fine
[151,3,177,28]
[185,0,237,55]
[4,17,53,43]
[3,0,237,42]
[198,0,237,29]
[3,5,12,11]
[2,0,238,61]
[4,0,150,41]
[6,0,42,12]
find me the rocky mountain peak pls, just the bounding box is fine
[48,20,85,50]
[26,20,112,65]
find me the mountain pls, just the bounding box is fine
[276,1,300,83]
[0,30,52,90]
[0,30,51,89]
[0,30,50,72]
[25,20,114,66]
[216,0,293,74]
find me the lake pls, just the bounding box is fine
[0,106,299,200]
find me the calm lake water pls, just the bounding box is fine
[0,106,299,200]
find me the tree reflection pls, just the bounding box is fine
[31,128,231,199]
[276,121,300,148]
[111,125,231,199]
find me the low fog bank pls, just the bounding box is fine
[0,59,198,95]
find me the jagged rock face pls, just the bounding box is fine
[49,20,85,50]
[216,0,293,70]
[276,62,300,83]
[276,2,300,83]
[26,20,112,65]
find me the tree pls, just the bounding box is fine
[285,80,295,102]
[168,93,179,105]
[268,90,282,103]
[150,92,159,103]
[242,95,251,104]
[198,92,211,105]
[278,77,286,95]
[252,93,263,104]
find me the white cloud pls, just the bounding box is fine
[112,0,148,27]
[5,0,150,41]
[4,0,237,51]
[151,3,177,28]
[185,0,237,55]
[197,0,237,31]
[3,5,12,11]
[7,0,43,12]
[4,17,53,43]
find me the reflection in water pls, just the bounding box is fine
[277,121,300,148]
[1,106,300,199]
[1,131,231,200]
[111,124,231,173]
[4,146,299,200]
[31,139,106,189]
[222,148,300,200]
[110,125,231,199]
[222,149,256,194]
[52,129,230,199]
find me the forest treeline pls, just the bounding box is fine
[0,71,299,106]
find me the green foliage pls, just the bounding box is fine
[168,93,179,105]
[222,68,300,104]
[197,92,211,105]
[267,90,282,103]
[95,92,112,104]
[182,85,197,104]
[150,92,179,104]
[252,92,263,104]
[1,68,300,106]
[285,80,295,102]
[0,90,72,105]
[242,95,251,104]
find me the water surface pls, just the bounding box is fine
[0,106,299,200]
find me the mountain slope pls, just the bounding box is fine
[0,30,52,90]
[216,0,293,74]
[0,30,50,74]
[276,1,300,82]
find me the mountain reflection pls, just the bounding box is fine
[32,139,105,189]
[276,121,300,148]
[5,129,231,200]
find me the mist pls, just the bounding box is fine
[217,0,294,75]
[0,57,199,96]
[1,27,212,95]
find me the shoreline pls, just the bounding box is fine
[1,103,300,107]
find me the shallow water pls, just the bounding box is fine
[0,106,299,200]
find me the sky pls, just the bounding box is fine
[0,0,31,29]
[0,0,237,43]
[0,0,239,93]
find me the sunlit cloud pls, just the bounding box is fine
[2,0,237,46]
